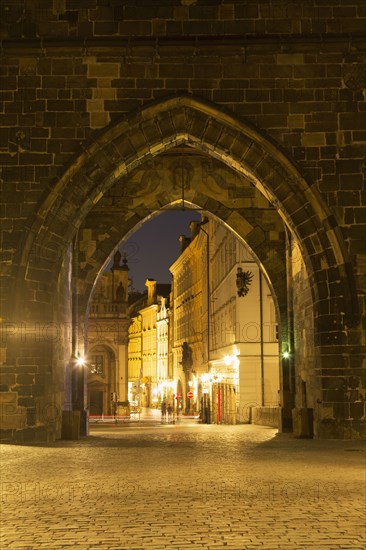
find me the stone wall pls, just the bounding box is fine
[0,0,365,440]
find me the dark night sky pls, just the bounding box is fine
[119,210,202,292]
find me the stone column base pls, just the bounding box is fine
[317,418,366,439]
[292,408,314,438]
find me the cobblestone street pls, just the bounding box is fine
[1,420,365,549]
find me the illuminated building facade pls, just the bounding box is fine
[127,280,171,409]
[170,216,280,425]
[87,253,130,418]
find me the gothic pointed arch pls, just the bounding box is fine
[17,94,357,328]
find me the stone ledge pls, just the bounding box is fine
[250,406,279,428]
[1,34,365,54]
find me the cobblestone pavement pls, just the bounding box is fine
[1,419,365,550]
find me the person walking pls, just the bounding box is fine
[161,401,167,423]
[167,403,173,423]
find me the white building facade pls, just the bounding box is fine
[170,215,280,425]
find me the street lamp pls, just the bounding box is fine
[200,372,213,423]
[76,356,85,367]
[71,353,88,437]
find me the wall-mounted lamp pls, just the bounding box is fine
[76,356,86,367]
[224,354,240,369]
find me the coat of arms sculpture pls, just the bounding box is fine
[236,268,254,297]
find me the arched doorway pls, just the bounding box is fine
[87,344,116,419]
[10,95,360,441]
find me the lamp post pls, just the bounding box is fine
[199,222,210,372]
[200,373,212,424]
[199,221,213,423]
[69,353,88,438]
[137,313,143,424]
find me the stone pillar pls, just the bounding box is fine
[115,319,131,416]
[278,229,296,432]
[116,343,128,403]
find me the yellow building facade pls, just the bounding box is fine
[169,222,205,415]
[127,280,171,410]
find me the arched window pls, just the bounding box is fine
[90,354,104,376]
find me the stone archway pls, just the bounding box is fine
[7,94,361,441]
[87,344,116,418]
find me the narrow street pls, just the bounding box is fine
[1,421,365,549]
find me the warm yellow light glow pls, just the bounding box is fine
[224,355,240,369]
[283,351,290,359]
[211,372,223,383]
[76,356,85,367]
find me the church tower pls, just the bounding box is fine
[111,251,129,314]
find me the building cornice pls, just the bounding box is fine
[1,34,365,55]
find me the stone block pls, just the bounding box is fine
[61,410,80,440]
[292,408,314,438]
[0,392,17,404]
[42,76,65,88]
[245,89,270,102]
[159,64,193,79]
[26,407,37,426]
[354,209,366,223]
[16,374,34,384]
[113,134,138,162]
[94,22,119,35]
[0,413,27,430]
[32,383,46,397]
[140,120,162,146]
[87,99,104,112]
[0,373,15,386]
[276,53,304,65]
[52,59,74,75]
[93,88,116,100]
[340,112,366,130]
[301,133,326,146]
[287,115,305,128]
[16,385,32,396]
[251,406,279,428]
[88,63,120,78]
[338,191,362,206]
[47,100,75,111]
[17,397,35,407]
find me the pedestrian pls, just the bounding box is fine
[161,401,167,423]
[167,403,173,423]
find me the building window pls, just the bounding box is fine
[90,354,104,376]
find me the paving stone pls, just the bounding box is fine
[1,423,365,549]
